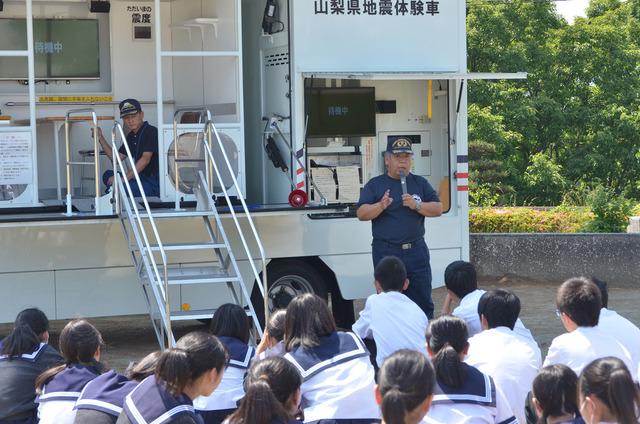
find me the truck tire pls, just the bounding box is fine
[250,259,329,328]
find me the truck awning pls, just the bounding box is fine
[300,72,527,80]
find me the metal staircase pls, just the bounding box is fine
[110,118,266,349]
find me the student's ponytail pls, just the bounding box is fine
[532,364,579,424]
[156,348,192,396]
[426,316,468,388]
[1,308,50,358]
[381,388,408,424]
[235,379,289,424]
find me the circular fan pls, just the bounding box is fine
[0,184,27,201]
[167,131,239,194]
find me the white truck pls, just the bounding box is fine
[0,0,520,346]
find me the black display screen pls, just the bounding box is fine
[306,87,376,138]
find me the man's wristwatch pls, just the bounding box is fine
[414,199,422,212]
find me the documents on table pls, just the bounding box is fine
[310,167,337,202]
[337,166,360,203]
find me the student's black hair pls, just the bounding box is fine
[210,303,251,344]
[265,309,286,342]
[444,261,477,299]
[477,289,521,330]
[374,256,407,292]
[126,351,162,382]
[556,277,601,327]
[227,357,302,424]
[590,276,609,308]
[35,319,104,389]
[284,293,336,352]
[156,331,228,397]
[1,308,50,358]
[579,357,640,424]
[426,316,468,388]
[378,349,435,424]
[532,364,579,424]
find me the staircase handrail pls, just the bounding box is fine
[64,108,98,216]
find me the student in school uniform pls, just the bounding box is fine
[531,365,582,424]
[254,309,286,362]
[117,331,228,424]
[352,256,429,369]
[465,289,542,424]
[424,316,517,424]
[225,357,302,424]
[283,293,380,423]
[194,304,255,424]
[543,278,634,377]
[35,319,105,424]
[590,277,640,377]
[73,351,161,424]
[374,350,436,424]
[440,261,534,342]
[0,308,63,424]
[578,357,640,424]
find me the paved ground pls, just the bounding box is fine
[2,276,638,372]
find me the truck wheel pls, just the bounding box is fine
[250,260,328,328]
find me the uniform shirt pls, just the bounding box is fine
[357,173,440,244]
[425,363,517,424]
[466,326,542,424]
[284,332,380,422]
[0,343,63,420]
[352,290,428,367]
[74,369,139,422]
[117,122,159,178]
[452,289,535,343]
[543,326,634,377]
[598,307,640,377]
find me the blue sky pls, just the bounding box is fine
[555,0,590,22]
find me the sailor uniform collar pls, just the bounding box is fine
[123,375,200,424]
[75,369,138,416]
[37,363,102,403]
[0,342,48,362]
[284,331,369,381]
[432,363,496,407]
[218,336,255,369]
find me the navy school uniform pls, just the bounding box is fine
[36,363,102,424]
[117,375,203,424]
[0,342,63,424]
[284,332,380,423]
[194,336,255,424]
[73,369,139,424]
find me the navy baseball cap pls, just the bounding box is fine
[119,99,142,118]
[386,137,414,154]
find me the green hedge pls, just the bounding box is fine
[469,207,594,233]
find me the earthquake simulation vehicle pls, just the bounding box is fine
[0,0,523,346]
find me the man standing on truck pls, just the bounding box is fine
[94,98,160,197]
[356,138,442,318]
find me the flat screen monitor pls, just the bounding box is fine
[0,18,100,80]
[306,87,376,138]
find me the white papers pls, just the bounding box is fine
[0,132,33,185]
[310,167,337,202]
[337,166,360,203]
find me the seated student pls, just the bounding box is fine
[531,365,582,424]
[225,357,302,424]
[0,308,63,424]
[283,293,380,423]
[255,309,286,362]
[352,256,429,368]
[543,278,634,377]
[74,351,161,424]
[374,349,435,424]
[578,357,640,424]
[35,319,104,424]
[440,261,534,341]
[194,304,255,424]
[465,289,542,424]
[591,277,640,377]
[117,331,227,424]
[424,316,516,424]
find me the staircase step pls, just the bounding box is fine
[170,307,253,321]
[140,242,227,252]
[137,209,215,219]
[143,266,239,286]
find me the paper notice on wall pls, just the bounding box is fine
[310,167,337,202]
[337,166,361,203]
[0,132,33,185]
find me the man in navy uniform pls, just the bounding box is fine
[95,98,160,197]
[357,137,442,318]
